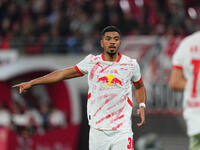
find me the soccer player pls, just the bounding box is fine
[13,26,146,150]
[169,31,200,150]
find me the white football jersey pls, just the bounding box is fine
[75,53,142,131]
[172,31,200,136]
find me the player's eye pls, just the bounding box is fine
[105,37,111,40]
[114,36,120,41]
[115,38,119,41]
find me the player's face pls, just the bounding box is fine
[101,31,121,56]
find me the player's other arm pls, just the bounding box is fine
[12,66,82,94]
[169,67,186,91]
[134,80,146,127]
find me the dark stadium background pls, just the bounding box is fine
[0,0,199,149]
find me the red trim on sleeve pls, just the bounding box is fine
[173,65,183,70]
[133,76,142,84]
[74,65,84,76]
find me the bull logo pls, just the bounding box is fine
[98,74,122,86]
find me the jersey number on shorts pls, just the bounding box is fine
[191,59,200,98]
[127,137,133,150]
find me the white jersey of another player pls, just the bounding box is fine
[75,53,142,131]
[172,31,200,136]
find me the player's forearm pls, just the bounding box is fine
[135,86,146,104]
[169,68,186,91]
[29,70,65,86]
[29,67,81,86]
[169,79,186,91]
[134,81,146,104]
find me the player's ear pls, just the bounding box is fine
[100,40,103,48]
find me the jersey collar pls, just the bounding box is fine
[101,53,122,63]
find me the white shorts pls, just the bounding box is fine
[89,127,134,150]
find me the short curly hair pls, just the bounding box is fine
[101,26,121,37]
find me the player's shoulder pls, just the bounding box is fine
[120,54,140,70]
[181,31,200,44]
[188,31,200,39]
[121,54,138,64]
[84,53,101,62]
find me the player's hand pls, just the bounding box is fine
[136,107,145,127]
[12,82,32,94]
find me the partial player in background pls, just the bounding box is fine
[13,26,146,150]
[169,31,200,150]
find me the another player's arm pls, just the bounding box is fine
[12,66,82,94]
[134,80,146,127]
[169,67,186,91]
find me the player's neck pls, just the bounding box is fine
[103,52,120,62]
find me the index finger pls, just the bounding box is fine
[12,84,22,88]
[137,115,145,127]
[137,110,145,127]
[137,120,144,127]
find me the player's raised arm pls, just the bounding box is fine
[12,66,82,94]
[134,80,146,127]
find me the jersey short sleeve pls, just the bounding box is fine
[172,40,186,69]
[131,60,142,84]
[75,54,92,75]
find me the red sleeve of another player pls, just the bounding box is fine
[74,65,84,76]
[172,65,183,70]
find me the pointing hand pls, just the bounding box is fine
[12,82,32,94]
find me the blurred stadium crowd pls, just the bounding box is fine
[0,97,66,137]
[0,0,200,54]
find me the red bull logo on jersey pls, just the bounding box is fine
[98,74,122,86]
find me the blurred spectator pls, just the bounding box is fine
[12,101,29,135]
[91,0,106,31]
[122,11,139,35]
[49,105,66,129]
[39,103,50,130]
[43,25,67,53]
[0,102,12,128]
[65,31,82,54]
[26,107,43,134]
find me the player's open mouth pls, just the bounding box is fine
[109,46,116,50]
